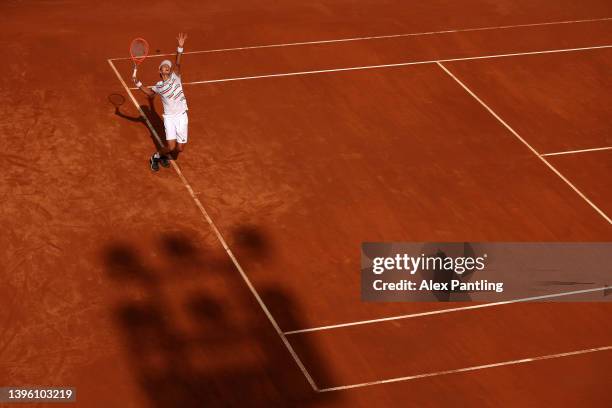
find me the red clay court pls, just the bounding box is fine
[1,1,611,407]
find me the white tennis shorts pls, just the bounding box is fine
[164,111,189,143]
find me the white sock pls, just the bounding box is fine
[153,152,161,159]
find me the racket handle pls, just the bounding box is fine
[132,66,137,78]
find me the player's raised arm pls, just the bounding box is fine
[132,70,155,98]
[175,32,187,76]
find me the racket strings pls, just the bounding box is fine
[130,38,149,64]
[131,43,146,56]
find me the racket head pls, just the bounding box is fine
[108,93,126,108]
[130,37,149,65]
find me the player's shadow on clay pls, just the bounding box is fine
[113,96,181,161]
[101,226,337,407]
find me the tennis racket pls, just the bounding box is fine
[130,37,149,78]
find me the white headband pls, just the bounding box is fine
[159,60,172,70]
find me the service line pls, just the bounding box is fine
[126,44,612,89]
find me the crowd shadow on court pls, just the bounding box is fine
[113,96,181,160]
[101,226,337,407]
[230,224,273,261]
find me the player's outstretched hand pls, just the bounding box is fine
[177,32,188,47]
[132,71,142,89]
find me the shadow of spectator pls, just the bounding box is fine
[229,224,273,263]
[102,229,337,407]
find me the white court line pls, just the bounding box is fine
[541,146,612,157]
[126,44,612,88]
[284,286,610,335]
[107,59,320,392]
[319,345,612,392]
[110,16,612,61]
[437,62,612,225]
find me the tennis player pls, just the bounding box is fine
[133,33,189,171]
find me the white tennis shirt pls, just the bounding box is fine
[153,72,188,116]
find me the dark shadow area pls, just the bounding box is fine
[114,96,181,160]
[102,229,338,407]
[230,224,273,261]
[108,93,125,108]
[157,231,236,276]
[105,244,159,285]
[160,231,199,258]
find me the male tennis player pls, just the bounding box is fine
[133,33,188,171]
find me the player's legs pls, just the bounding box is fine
[157,140,174,166]
[165,139,177,154]
[176,112,188,145]
[173,112,188,156]
[176,112,189,153]
[150,113,187,170]
[151,116,177,171]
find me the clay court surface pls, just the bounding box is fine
[1,1,611,406]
